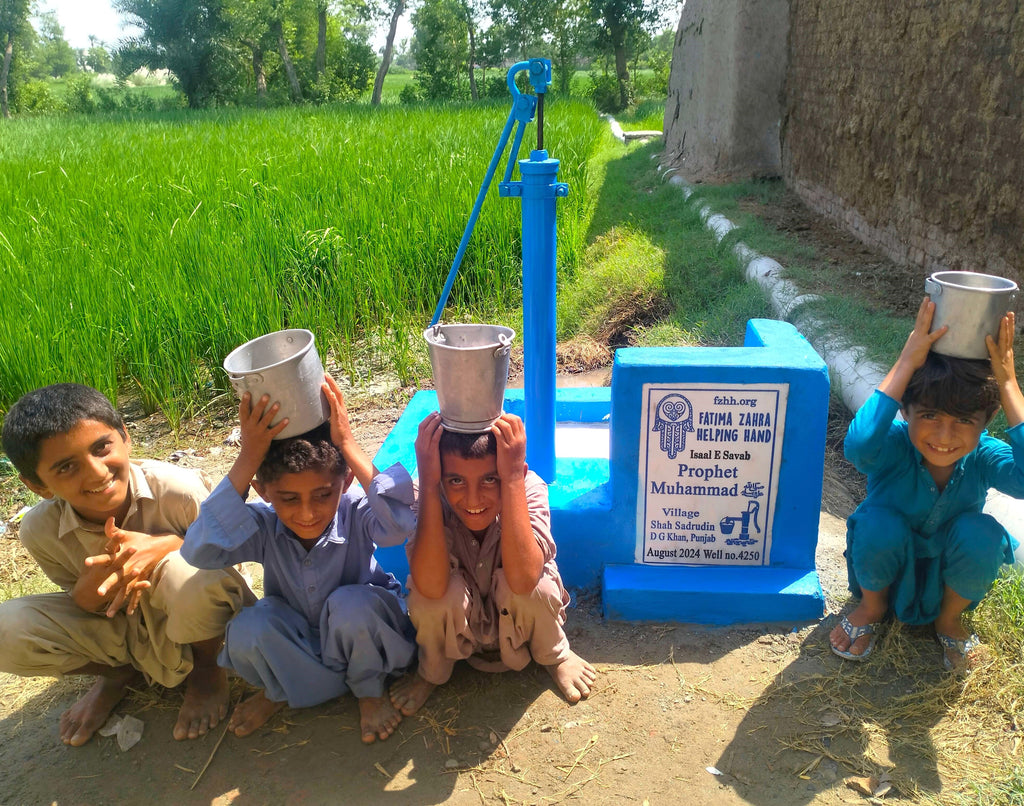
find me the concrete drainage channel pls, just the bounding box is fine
[656,167,1024,565]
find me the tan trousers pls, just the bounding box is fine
[0,551,254,688]
[407,568,569,685]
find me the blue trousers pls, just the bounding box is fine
[220,585,416,707]
[846,506,1014,625]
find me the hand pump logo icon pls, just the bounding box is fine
[651,394,694,459]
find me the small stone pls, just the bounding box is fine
[444,759,460,770]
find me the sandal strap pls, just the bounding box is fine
[936,632,981,656]
[840,615,876,642]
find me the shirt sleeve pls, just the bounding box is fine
[844,389,905,474]
[976,424,1024,498]
[141,463,214,537]
[18,503,78,591]
[524,471,556,562]
[181,476,273,568]
[349,462,416,548]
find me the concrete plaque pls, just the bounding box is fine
[636,382,788,566]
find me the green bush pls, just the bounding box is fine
[588,71,631,113]
[65,74,96,114]
[398,83,421,104]
[15,80,65,114]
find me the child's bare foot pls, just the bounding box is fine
[389,672,437,717]
[227,690,284,738]
[173,664,230,740]
[545,651,597,703]
[829,601,886,657]
[60,668,138,746]
[358,696,402,744]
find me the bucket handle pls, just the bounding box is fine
[228,372,264,389]
[494,332,512,358]
[924,277,941,297]
[430,324,446,344]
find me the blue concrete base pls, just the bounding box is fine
[602,564,825,625]
[374,319,830,626]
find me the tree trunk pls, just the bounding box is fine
[1,33,13,119]
[371,0,405,106]
[274,20,303,102]
[612,25,630,109]
[252,46,267,101]
[315,7,326,80]
[467,21,477,101]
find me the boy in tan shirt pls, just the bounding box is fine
[0,383,252,746]
[390,411,596,715]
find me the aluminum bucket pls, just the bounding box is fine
[424,324,515,432]
[222,329,329,439]
[925,271,1018,359]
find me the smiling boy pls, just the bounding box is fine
[389,412,596,717]
[0,384,252,746]
[181,375,416,742]
[830,298,1024,671]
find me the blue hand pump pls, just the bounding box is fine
[430,58,565,482]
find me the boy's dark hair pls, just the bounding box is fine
[438,429,497,460]
[1,384,127,485]
[902,352,1000,420]
[255,422,347,484]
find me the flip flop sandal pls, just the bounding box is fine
[935,632,981,672]
[830,615,878,661]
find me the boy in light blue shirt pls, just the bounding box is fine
[182,375,416,742]
[830,297,1024,671]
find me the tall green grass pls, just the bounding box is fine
[0,101,602,425]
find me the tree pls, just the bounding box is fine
[268,0,302,101]
[84,37,114,73]
[32,10,76,77]
[114,0,240,108]
[223,0,274,101]
[0,0,31,117]
[588,0,669,108]
[454,0,481,100]
[370,0,405,105]
[411,0,467,100]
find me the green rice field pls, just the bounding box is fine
[0,101,604,425]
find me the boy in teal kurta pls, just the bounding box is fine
[830,297,1024,671]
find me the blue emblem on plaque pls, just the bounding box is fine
[652,393,694,459]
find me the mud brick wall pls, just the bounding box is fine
[783,0,1023,284]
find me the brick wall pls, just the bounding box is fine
[783,0,1023,283]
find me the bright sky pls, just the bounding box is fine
[37,0,409,53]
[38,0,139,49]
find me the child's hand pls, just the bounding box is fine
[988,311,1024,428]
[899,296,948,371]
[323,373,378,488]
[987,311,1018,388]
[415,412,444,490]
[237,392,288,464]
[323,373,354,451]
[86,519,180,616]
[491,413,527,482]
[80,543,149,616]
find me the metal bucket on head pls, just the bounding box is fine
[925,271,1018,359]
[222,329,329,439]
[424,324,515,433]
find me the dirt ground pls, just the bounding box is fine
[0,186,994,806]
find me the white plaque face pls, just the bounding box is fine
[636,382,788,566]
